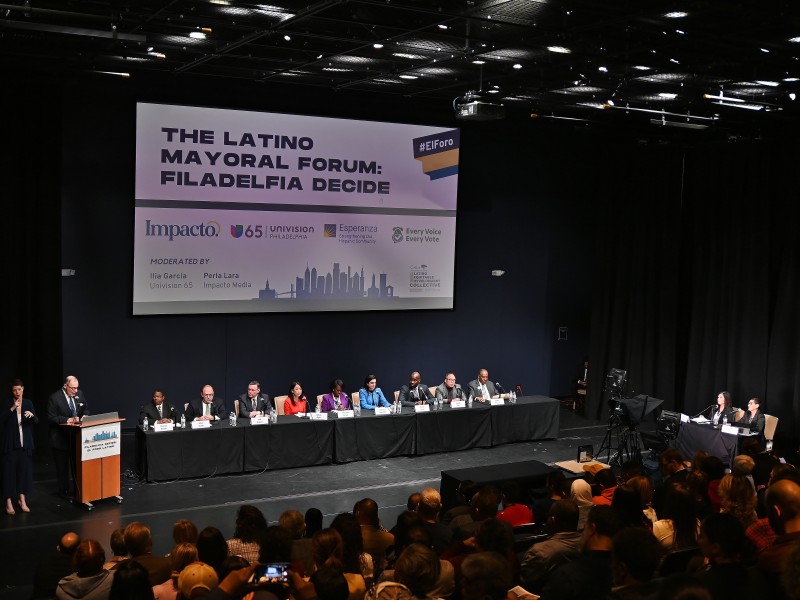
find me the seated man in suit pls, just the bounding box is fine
[435,373,466,403]
[238,380,271,418]
[467,369,501,403]
[139,389,177,426]
[398,371,434,407]
[185,384,226,421]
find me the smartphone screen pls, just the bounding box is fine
[251,563,289,585]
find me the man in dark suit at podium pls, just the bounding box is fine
[139,389,177,426]
[47,376,89,498]
[185,384,226,421]
[238,380,271,418]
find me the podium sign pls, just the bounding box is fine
[81,421,121,461]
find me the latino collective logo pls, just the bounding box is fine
[392,227,404,243]
[324,224,337,238]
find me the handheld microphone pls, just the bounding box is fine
[495,382,506,394]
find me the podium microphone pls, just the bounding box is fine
[692,404,715,419]
[495,382,506,394]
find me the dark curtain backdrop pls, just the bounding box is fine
[588,138,800,454]
[1,83,63,451]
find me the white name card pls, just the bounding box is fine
[490,398,506,406]
[153,422,174,432]
[250,415,269,425]
[309,412,328,420]
[720,424,739,435]
[414,404,431,412]
[374,407,391,416]
[336,410,355,419]
[191,419,212,429]
[450,400,466,408]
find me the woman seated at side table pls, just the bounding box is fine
[359,374,391,410]
[320,379,351,412]
[737,397,766,440]
[284,381,310,415]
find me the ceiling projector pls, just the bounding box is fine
[453,91,505,121]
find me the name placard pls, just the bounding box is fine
[336,410,355,419]
[374,407,391,416]
[153,422,174,432]
[450,400,466,408]
[490,398,505,406]
[720,424,739,435]
[250,415,269,425]
[309,412,328,420]
[414,404,431,412]
[191,419,212,429]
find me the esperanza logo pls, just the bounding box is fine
[145,220,220,241]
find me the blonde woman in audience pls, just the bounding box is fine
[718,473,758,529]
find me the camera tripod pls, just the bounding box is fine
[597,409,643,467]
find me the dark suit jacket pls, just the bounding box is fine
[238,392,271,417]
[0,398,38,453]
[398,383,433,407]
[184,397,227,421]
[47,389,89,451]
[467,379,499,400]
[139,400,177,426]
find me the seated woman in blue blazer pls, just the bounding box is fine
[359,374,391,410]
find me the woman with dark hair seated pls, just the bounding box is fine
[358,375,390,410]
[285,382,310,415]
[311,528,366,600]
[710,391,735,426]
[737,397,766,441]
[373,544,441,600]
[226,504,268,565]
[321,380,351,412]
[652,483,700,550]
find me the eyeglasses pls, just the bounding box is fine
[67,385,79,391]
[202,393,214,397]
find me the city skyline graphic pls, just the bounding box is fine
[256,261,396,300]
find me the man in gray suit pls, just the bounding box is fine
[467,369,500,403]
[238,380,271,418]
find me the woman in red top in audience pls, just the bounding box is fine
[284,382,310,415]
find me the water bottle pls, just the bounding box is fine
[467,394,473,408]
[180,413,186,429]
[316,401,321,414]
[229,410,236,426]
[142,415,149,431]
[270,406,277,423]
[396,399,402,415]
[722,413,728,426]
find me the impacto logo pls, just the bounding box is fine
[392,227,404,243]
[323,224,337,238]
[231,225,244,238]
[144,220,220,242]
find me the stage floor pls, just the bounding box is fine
[0,404,633,599]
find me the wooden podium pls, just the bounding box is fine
[71,414,125,509]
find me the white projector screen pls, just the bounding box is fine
[133,103,459,315]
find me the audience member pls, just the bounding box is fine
[373,544,440,600]
[103,529,128,571]
[626,476,656,525]
[311,567,350,600]
[685,470,712,521]
[226,504,268,565]
[123,522,172,586]
[109,560,155,600]
[259,525,296,572]
[611,485,652,529]
[520,499,581,592]
[331,512,372,584]
[460,552,512,600]
[442,481,478,525]
[569,478,594,531]
[695,513,765,600]
[442,518,516,588]
[56,539,113,600]
[607,527,664,599]
[282,509,315,577]
[539,505,622,600]
[311,528,367,600]
[450,486,503,541]
[591,468,618,505]
[153,543,198,600]
[306,508,324,538]
[379,524,455,600]
[172,520,199,546]
[496,482,533,526]
[718,473,757,529]
[652,483,699,550]
[758,479,800,600]
[354,498,394,570]
[531,470,567,524]
[653,448,688,515]
[196,527,228,578]
[417,487,452,555]
[700,456,726,513]
[176,562,217,600]
[217,556,250,582]
[31,532,81,600]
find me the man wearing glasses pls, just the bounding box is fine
[435,373,466,403]
[185,384,226,421]
[47,375,89,499]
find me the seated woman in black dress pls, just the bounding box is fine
[737,397,766,440]
[710,391,735,425]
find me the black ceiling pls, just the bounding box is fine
[3,1,800,136]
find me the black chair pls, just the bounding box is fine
[657,546,701,577]
[513,522,549,554]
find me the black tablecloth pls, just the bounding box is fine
[137,395,561,481]
[334,410,416,462]
[670,421,744,466]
